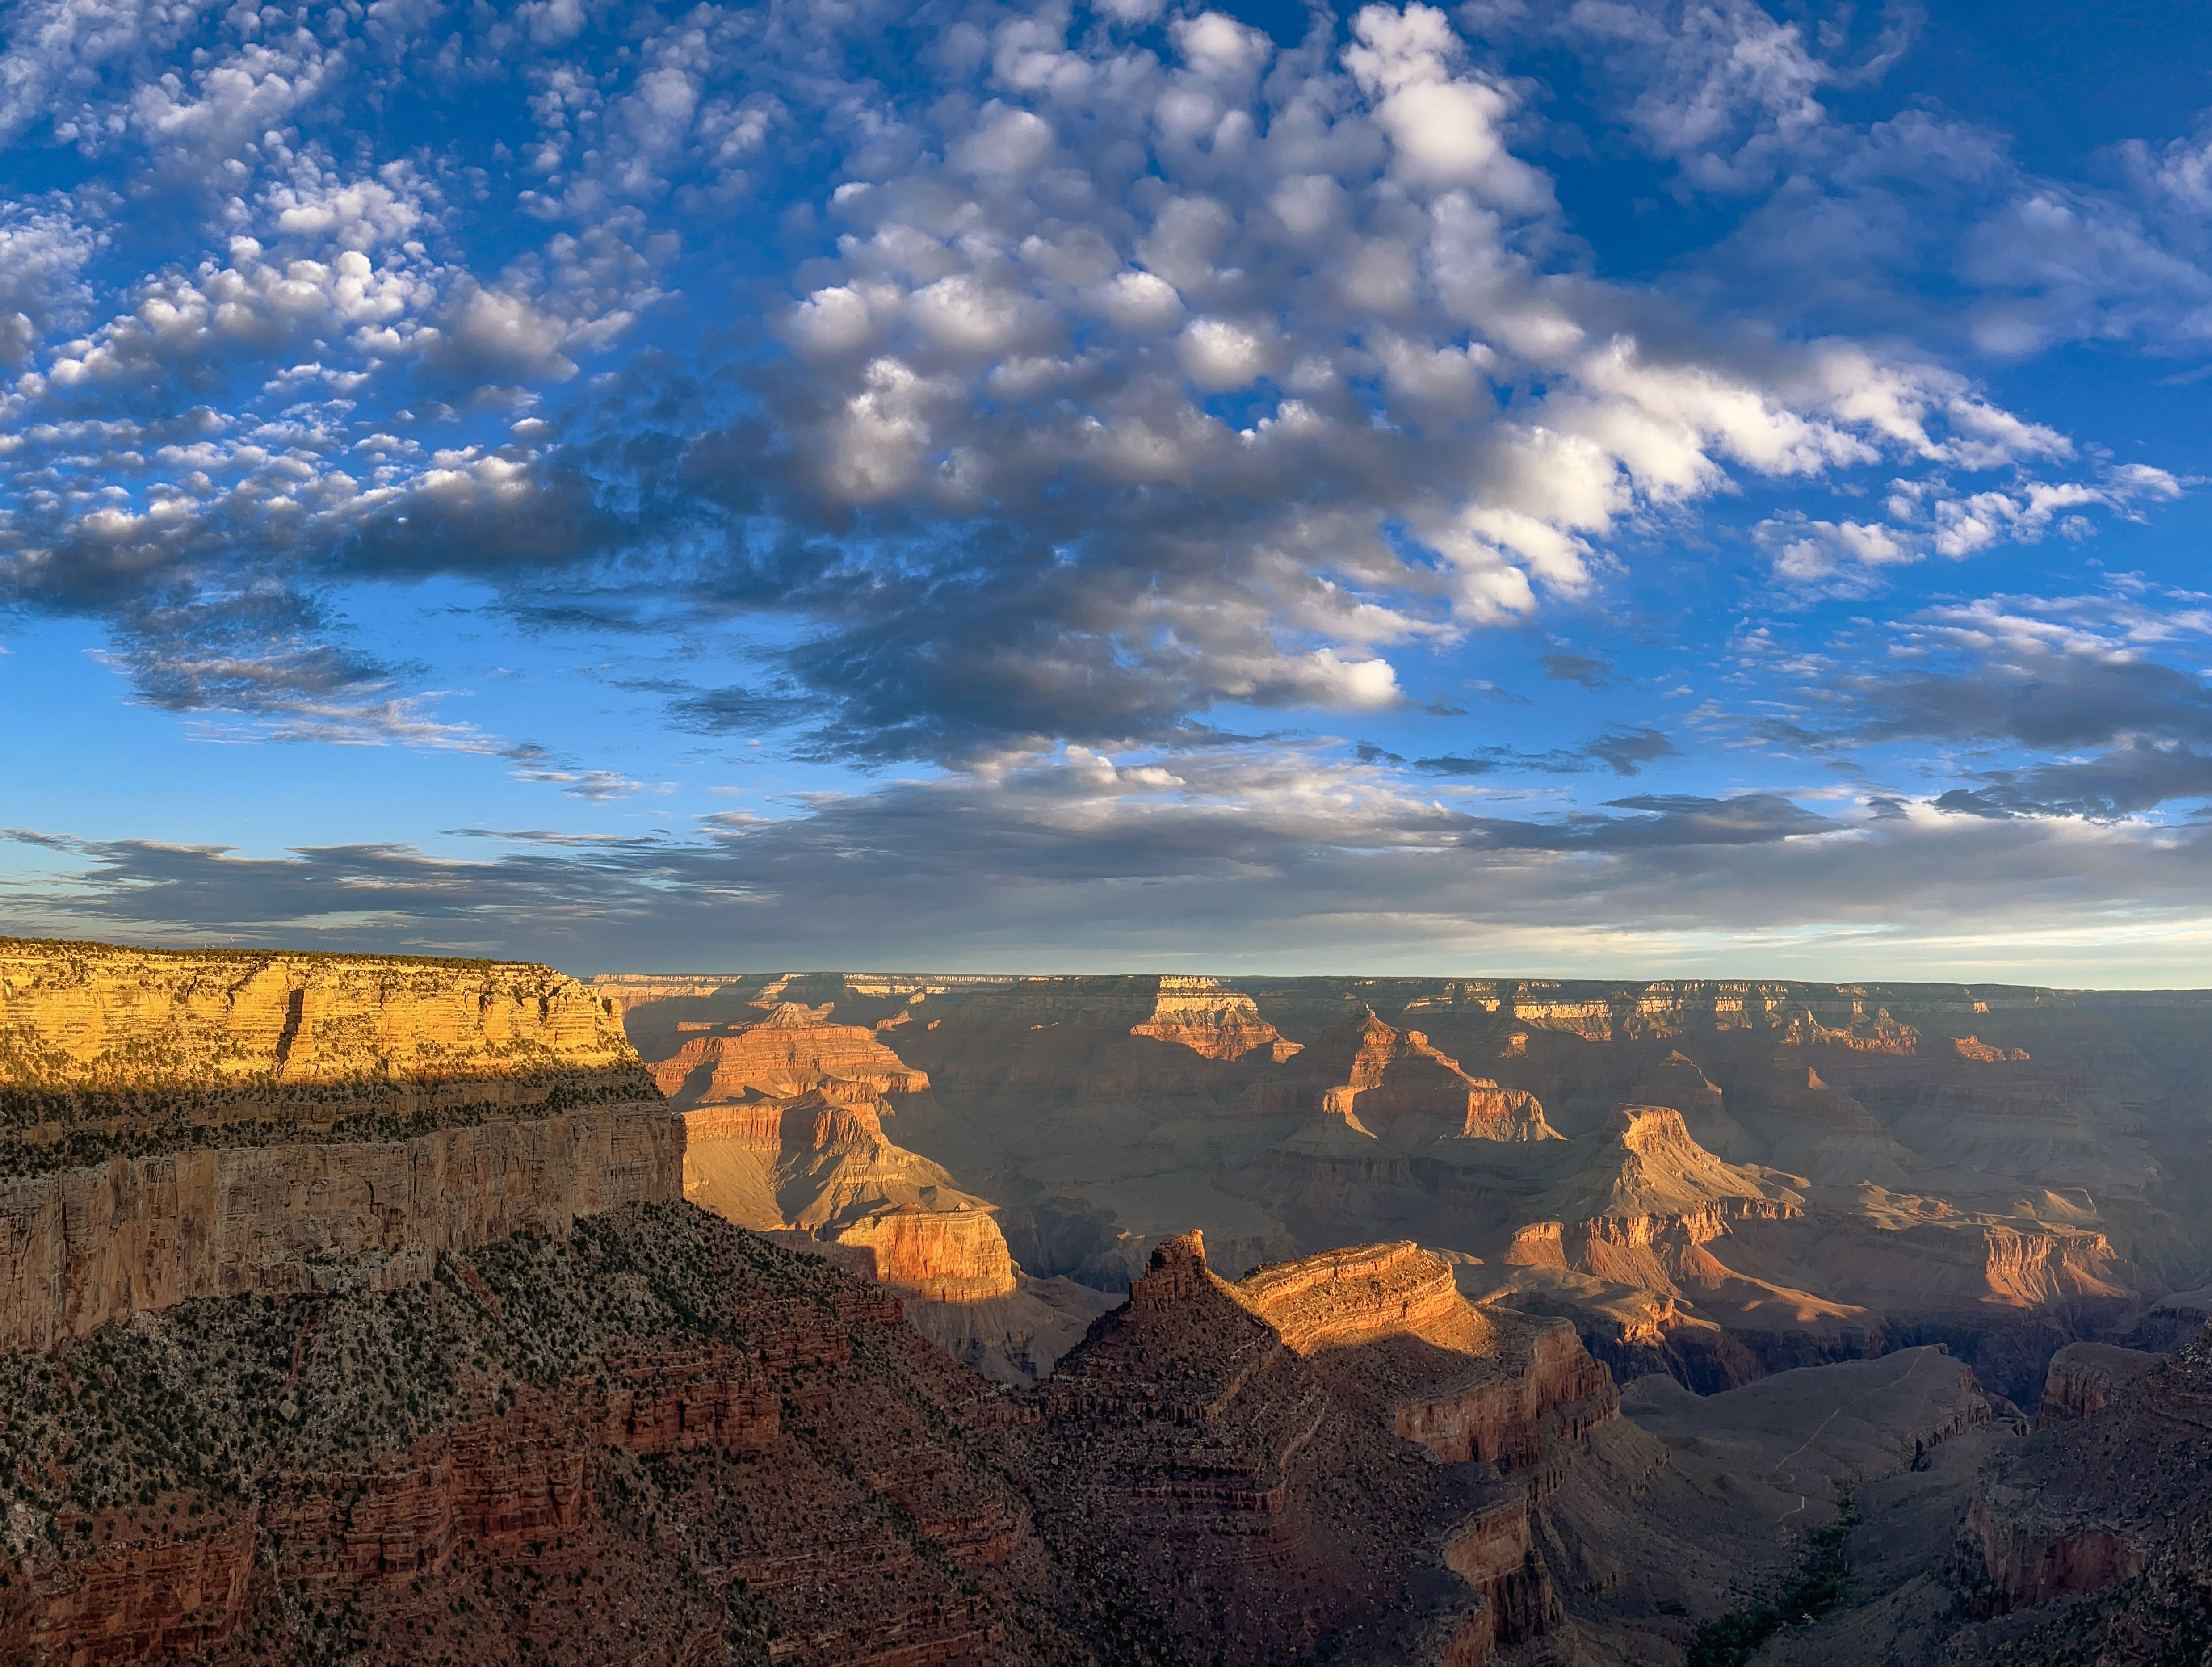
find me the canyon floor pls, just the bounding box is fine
[0,943,2206,1663]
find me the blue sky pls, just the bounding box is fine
[6,0,2212,982]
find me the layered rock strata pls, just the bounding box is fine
[1022,1231,1619,1666]
[1,939,652,1159]
[609,970,2201,1401]
[1954,1327,2212,1617]
[662,1002,1103,1382]
[0,1207,1091,1666]
[1237,1239,1482,1355]
[2035,1340,2160,1427]
[649,1003,928,1106]
[1128,976,1301,1062]
[0,1103,680,1351]
[0,939,678,1353]
[1248,1009,1557,1144]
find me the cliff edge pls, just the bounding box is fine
[0,938,680,1350]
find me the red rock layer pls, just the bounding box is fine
[0,1209,1089,1667]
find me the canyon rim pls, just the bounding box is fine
[0,943,2206,1664]
[10,0,2212,1660]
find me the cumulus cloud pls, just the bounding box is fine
[0,0,2208,969]
[0,0,2128,770]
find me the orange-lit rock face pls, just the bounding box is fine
[650,1004,928,1108]
[833,1204,1018,1302]
[0,939,640,1100]
[612,970,2197,1409]
[1235,1241,1486,1355]
[1030,1227,1616,1665]
[1129,977,1300,1062]
[1980,1225,2131,1307]
[1781,1006,1920,1054]
[0,939,680,1355]
[1540,1106,1803,1227]
[665,1016,1042,1368]
[661,1005,993,1299]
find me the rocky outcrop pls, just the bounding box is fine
[1021,1229,1617,1666]
[0,939,680,1356]
[0,939,647,1132]
[1954,1329,2212,1617]
[2035,1342,2160,1426]
[650,1004,928,1107]
[0,1207,1089,1667]
[1980,1223,2132,1307]
[1236,1240,1482,1354]
[1542,1105,1800,1221]
[660,1003,1115,1383]
[614,970,2205,1407]
[1129,977,1300,1062]
[831,1201,1017,1301]
[1394,1314,1620,1468]
[1959,1490,2147,1617]
[0,1103,682,1351]
[1281,1011,1558,1143]
[1444,1497,1563,1654]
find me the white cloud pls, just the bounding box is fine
[1096,270,1184,333]
[1175,316,1271,389]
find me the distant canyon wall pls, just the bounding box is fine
[596,968,2212,1405]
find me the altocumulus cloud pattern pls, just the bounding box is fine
[5,0,2212,977]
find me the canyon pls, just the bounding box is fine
[603,971,2207,1402]
[0,942,2207,1664]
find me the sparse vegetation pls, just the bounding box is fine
[1689,1494,1860,1667]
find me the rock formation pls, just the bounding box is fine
[0,1104,680,1351]
[1237,1239,1484,1355]
[1128,975,1301,1061]
[2035,1340,2160,1426]
[0,939,677,1352]
[1019,1230,1618,1665]
[649,1002,929,1106]
[18,941,2212,1667]
[659,999,1110,1382]
[1954,1326,2212,1619]
[1254,1009,1558,1145]
[0,1207,1093,1666]
[2,937,647,1126]
[602,971,2202,1405]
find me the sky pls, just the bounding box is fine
[4,0,2212,983]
